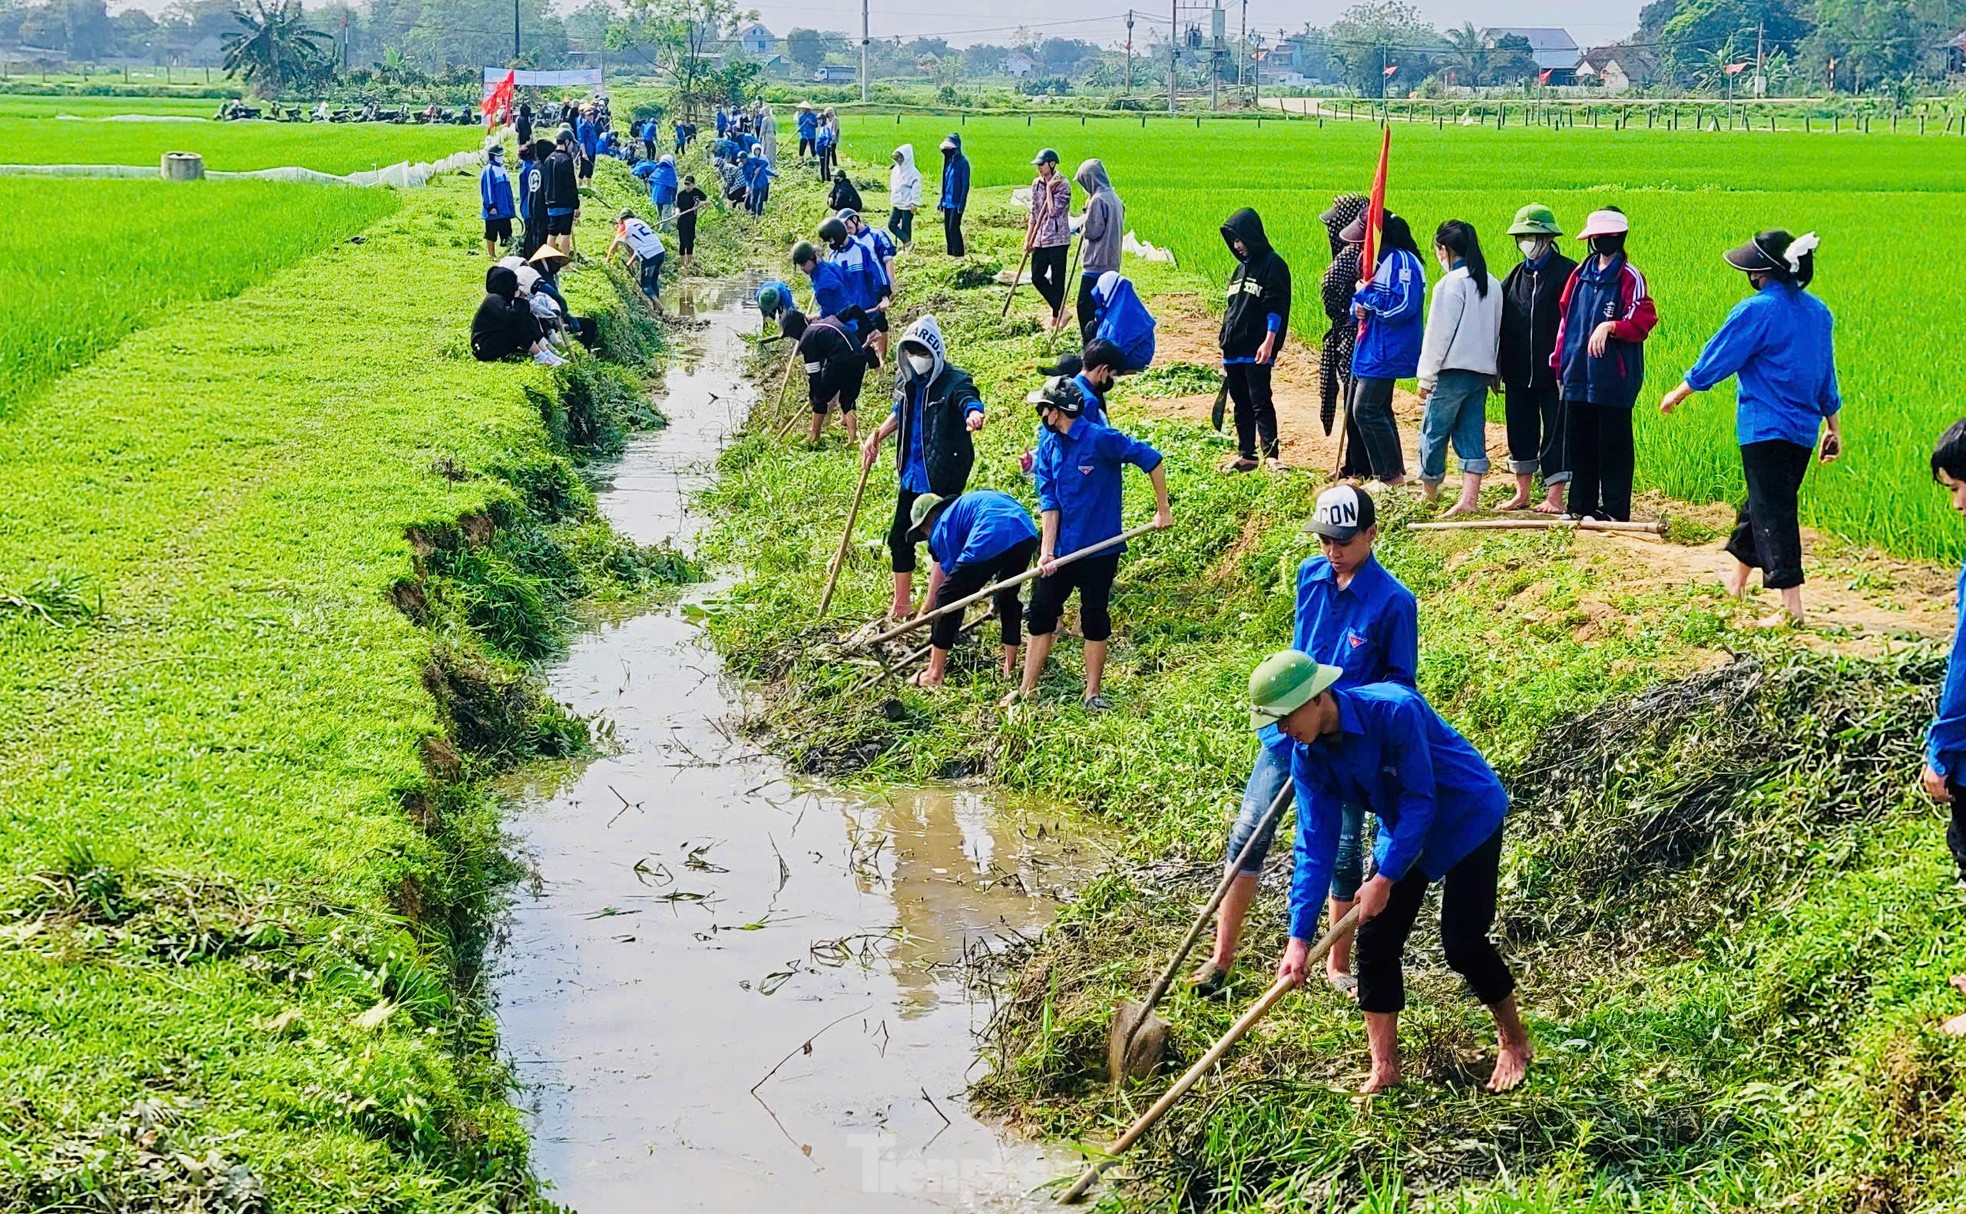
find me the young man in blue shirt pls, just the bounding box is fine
[1925,419,1966,1038]
[1189,485,1418,1000]
[1005,377,1172,711]
[1249,650,1531,1094]
[906,490,1042,688]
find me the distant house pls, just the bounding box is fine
[1948,30,1966,76]
[1577,45,1658,93]
[1483,26,1579,84]
[735,21,775,57]
[814,64,856,83]
[1004,51,1036,78]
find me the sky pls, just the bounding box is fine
[734,0,1648,49]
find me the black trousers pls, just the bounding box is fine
[943,208,965,257]
[1349,375,1405,481]
[1565,402,1635,521]
[1226,362,1279,460]
[798,135,813,158]
[1726,439,1812,590]
[1076,272,1099,342]
[1025,553,1119,642]
[888,487,923,574]
[1355,824,1515,1015]
[1949,776,1966,881]
[1030,244,1068,315]
[931,537,1038,650]
[1503,380,1568,485]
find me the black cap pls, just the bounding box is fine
[1024,375,1086,417]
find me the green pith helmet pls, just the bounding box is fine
[1247,651,1344,731]
[908,492,946,537]
[1507,204,1563,237]
[758,284,783,313]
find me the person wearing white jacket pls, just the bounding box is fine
[887,144,923,247]
[1416,220,1503,517]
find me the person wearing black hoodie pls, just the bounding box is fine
[828,169,863,215]
[1219,208,1293,472]
[938,133,971,257]
[1496,204,1578,513]
[542,131,581,257]
[471,265,562,365]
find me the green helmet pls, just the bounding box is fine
[758,284,783,314]
[907,492,945,537]
[1247,650,1343,731]
[1507,204,1563,237]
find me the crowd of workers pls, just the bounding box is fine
[467,108,1966,1070]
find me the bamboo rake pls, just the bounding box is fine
[817,457,874,619]
[1406,518,1664,534]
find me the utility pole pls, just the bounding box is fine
[1238,0,1246,99]
[860,0,869,102]
[1167,0,1177,113]
[1755,21,1764,97]
[513,0,520,62]
[342,11,350,71]
[1124,9,1133,96]
[1210,2,1222,111]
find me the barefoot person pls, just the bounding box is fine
[906,490,1041,688]
[1497,205,1576,513]
[1249,651,1531,1094]
[1005,377,1172,711]
[1660,230,1839,626]
[1924,418,1966,1037]
[1416,220,1502,517]
[1188,486,1417,999]
[860,316,986,620]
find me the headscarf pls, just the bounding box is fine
[1318,194,1368,436]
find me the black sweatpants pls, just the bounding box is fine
[931,537,1038,650]
[1030,244,1068,316]
[1726,439,1812,591]
[1565,402,1635,521]
[1503,380,1568,485]
[1226,362,1279,461]
[1075,272,1099,342]
[1025,553,1119,642]
[1350,375,1405,481]
[1355,824,1514,1015]
[888,487,923,573]
[943,207,965,257]
[1949,776,1966,881]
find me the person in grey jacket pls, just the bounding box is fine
[1072,159,1124,342]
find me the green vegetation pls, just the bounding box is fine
[0,169,692,1208]
[0,113,476,172]
[842,116,1966,559]
[2,177,398,417]
[701,157,1966,1212]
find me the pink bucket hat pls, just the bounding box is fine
[1577,209,1631,240]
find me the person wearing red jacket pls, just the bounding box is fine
[1550,207,1659,521]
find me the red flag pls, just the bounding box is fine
[1382,63,1398,77]
[1356,127,1390,345]
[481,70,516,121]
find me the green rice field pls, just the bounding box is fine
[843,116,1966,560]
[1,178,399,416]
[0,113,479,174]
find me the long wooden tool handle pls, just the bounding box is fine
[1001,242,1033,317]
[1120,783,1295,1061]
[853,523,1159,652]
[1060,906,1364,1205]
[1406,518,1663,534]
[817,458,874,619]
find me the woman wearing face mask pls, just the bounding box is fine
[1497,205,1578,513]
[887,144,922,248]
[1660,230,1840,627]
[1550,207,1657,521]
[1415,220,1503,518]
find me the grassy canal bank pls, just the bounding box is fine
[700,162,1966,1208]
[0,160,758,1207]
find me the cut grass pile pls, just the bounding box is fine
[0,114,477,173]
[700,165,1966,1211]
[841,116,1966,560]
[1,177,399,418]
[0,167,690,1209]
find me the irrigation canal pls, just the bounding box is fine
[490,281,1099,1211]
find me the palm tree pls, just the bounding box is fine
[223,0,334,98]
[1443,21,1489,88]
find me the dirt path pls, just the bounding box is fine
[1132,290,1957,649]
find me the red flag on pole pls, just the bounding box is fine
[481,70,516,123]
[1355,126,1391,345]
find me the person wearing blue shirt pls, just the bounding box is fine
[1926,422,1966,1041]
[1248,651,1531,1095]
[791,242,859,340]
[575,111,599,184]
[715,107,729,138]
[1189,485,1417,1000]
[478,145,516,259]
[937,133,971,257]
[755,280,796,330]
[841,209,896,289]
[1661,229,1841,628]
[1005,377,1172,711]
[649,155,679,223]
[743,152,776,216]
[1089,270,1156,373]
[1344,210,1426,485]
[904,490,1043,688]
[796,103,819,159]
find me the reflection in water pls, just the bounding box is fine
[489,289,1098,1213]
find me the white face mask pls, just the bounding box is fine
[906,352,934,376]
[1518,237,1546,259]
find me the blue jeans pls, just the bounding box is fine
[1226,746,1366,899]
[638,251,664,298]
[1417,368,1492,485]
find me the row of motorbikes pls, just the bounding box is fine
[214,100,481,125]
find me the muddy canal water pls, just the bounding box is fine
[491,284,1097,1212]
